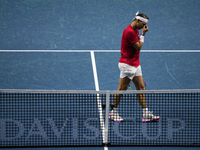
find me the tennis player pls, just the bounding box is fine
[109,11,161,122]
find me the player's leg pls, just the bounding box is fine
[113,77,131,108]
[132,75,147,108]
[109,77,131,122]
[132,76,160,122]
[132,66,161,122]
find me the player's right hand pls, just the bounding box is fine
[142,25,148,34]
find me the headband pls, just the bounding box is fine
[133,11,148,23]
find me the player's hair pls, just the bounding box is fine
[134,14,149,21]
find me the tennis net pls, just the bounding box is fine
[0,89,200,147]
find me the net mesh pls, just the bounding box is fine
[0,92,106,146]
[0,90,200,147]
[109,92,200,146]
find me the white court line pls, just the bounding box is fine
[90,51,100,91]
[0,50,200,52]
[90,51,106,146]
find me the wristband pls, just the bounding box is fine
[140,35,144,43]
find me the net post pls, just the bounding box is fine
[104,91,110,147]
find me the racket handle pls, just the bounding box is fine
[129,85,133,90]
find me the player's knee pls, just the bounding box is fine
[118,85,129,90]
[136,85,145,90]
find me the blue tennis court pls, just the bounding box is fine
[0,51,200,90]
[0,0,200,150]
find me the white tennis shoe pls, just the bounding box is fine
[142,111,161,122]
[109,108,124,122]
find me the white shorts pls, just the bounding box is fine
[119,63,142,80]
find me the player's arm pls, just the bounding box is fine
[133,41,144,51]
[133,25,148,51]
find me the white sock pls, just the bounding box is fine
[143,108,148,114]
